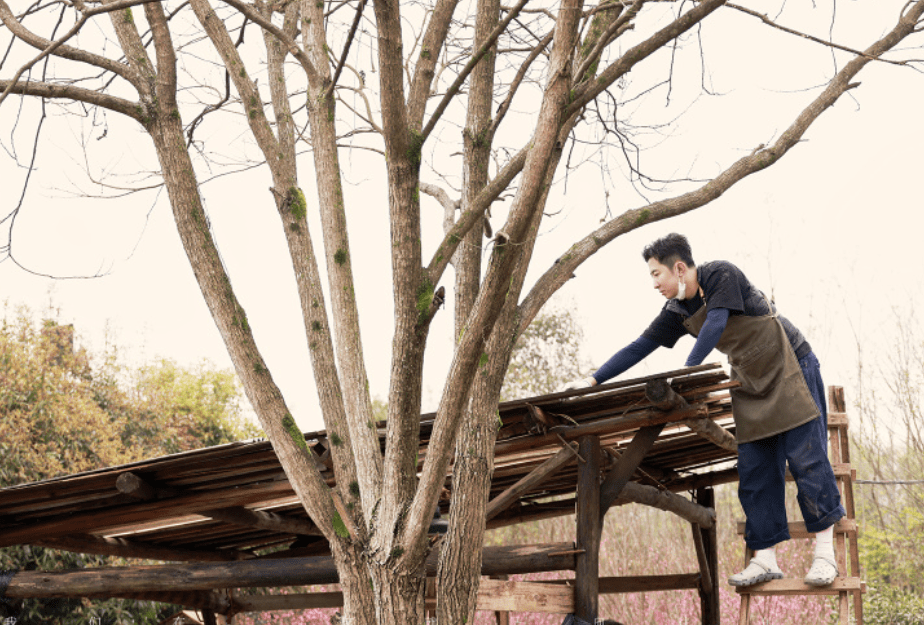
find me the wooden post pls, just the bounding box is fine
[696,487,719,625]
[576,434,602,623]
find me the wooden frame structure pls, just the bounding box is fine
[0,364,742,623]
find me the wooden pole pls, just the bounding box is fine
[575,434,602,623]
[696,487,720,624]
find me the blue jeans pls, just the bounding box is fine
[736,352,846,550]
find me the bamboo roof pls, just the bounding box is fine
[0,363,739,564]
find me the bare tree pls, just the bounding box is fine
[2,1,924,623]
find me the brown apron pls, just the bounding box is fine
[682,294,819,443]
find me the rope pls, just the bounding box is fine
[855,479,924,485]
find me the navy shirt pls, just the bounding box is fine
[641,260,811,360]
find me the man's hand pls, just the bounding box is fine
[556,376,597,393]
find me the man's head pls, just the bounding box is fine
[643,233,696,300]
[642,232,695,268]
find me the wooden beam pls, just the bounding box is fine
[485,442,578,521]
[617,482,715,528]
[3,542,580,599]
[117,471,322,537]
[575,435,602,622]
[681,416,738,453]
[109,590,232,614]
[695,487,719,625]
[598,424,664,517]
[599,573,701,594]
[233,579,575,615]
[35,534,247,563]
[202,506,321,537]
[648,378,737,452]
[0,479,295,548]
[545,573,702,594]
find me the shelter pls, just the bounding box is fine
[0,364,742,622]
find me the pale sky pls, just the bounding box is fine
[2,1,923,432]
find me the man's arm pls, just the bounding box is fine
[592,335,660,384]
[685,307,729,366]
[557,336,659,392]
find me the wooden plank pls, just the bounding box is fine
[235,579,575,615]
[598,573,701,594]
[734,577,864,596]
[735,518,858,538]
[485,443,578,521]
[476,579,573,614]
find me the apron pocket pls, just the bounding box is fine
[730,341,782,397]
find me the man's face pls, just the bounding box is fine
[648,257,682,299]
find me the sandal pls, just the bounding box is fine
[728,558,784,587]
[804,556,838,586]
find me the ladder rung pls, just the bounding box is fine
[735,518,857,537]
[785,463,854,481]
[735,577,865,596]
[828,412,849,428]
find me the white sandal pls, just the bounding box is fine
[804,556,838,586]
[728,558,784,587]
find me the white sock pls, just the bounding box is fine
[814,525,835,561]
[753,545,779,571]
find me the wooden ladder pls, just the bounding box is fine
[736,386,865,625]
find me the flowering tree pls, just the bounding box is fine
[2,1,924,623]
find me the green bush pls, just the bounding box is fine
[862,585,924,625]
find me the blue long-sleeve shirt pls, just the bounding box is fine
[592,307,730,384]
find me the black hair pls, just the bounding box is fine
[642,233,695,268]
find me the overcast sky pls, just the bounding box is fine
[2,1,923,432]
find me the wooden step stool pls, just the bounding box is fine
[736,387,865,625]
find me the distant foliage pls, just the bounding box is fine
[0,305,261,624]
[502,304,592,401]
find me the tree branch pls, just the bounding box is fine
[0,79,142,120]
[219,0,323,86]
[0,0,147,108]
[566,0,727,118]
[519,0,924,335]
[419,0,532,142]
[406,0,461,129]
[726,2,916,67]
[323,0,368,101]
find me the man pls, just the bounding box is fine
[560,233,845,587]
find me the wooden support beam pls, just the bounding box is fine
[681,416,738,453]
[575,435,602,623]
[617,482,715,528]
[648,378,737,452]
[0,479,295,548]
[695,487,719,625]
[35,534,247,563]
[233,578,575,616]
[202,506,321,537]
[485,442,578,521]
[598,424,664,518]
[2,543,580,599]
[117,471,322,537]
[109,590,232,614]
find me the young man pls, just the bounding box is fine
[561,233,845,587]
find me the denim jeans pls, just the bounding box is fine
[736,351,846,550]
